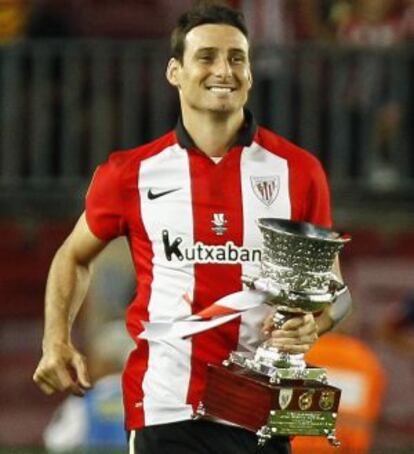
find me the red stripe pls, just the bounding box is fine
[186,147,244,411]
[196,304,239,319]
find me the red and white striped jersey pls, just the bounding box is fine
[85,112,332,430]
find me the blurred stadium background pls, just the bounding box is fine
[0,0,413,453]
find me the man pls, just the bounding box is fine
[33,2,350,453]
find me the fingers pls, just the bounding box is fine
[34,361,82,396]
[266,313,318,353]
[33,348,91,397]
[71,354,92,390]
[261,313,275,336]
[280,313,314,331]
[33,373,56,395]
[266,314,317,338]
[267,334,317,354]
[57,365,87,397]
[271,323,317,339]
[33,363,70,395]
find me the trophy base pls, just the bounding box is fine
[198,363,341,446]
[227,351,328,383]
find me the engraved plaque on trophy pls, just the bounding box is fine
[196,218,350,446]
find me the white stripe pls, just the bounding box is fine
[196,289,266,314]
[238,143,291,351]
[140,312,242,341]
[129,429,135,454]
[139,144,194,425]
[139,290,267,341]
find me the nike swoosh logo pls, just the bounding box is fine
[147,188,181,200]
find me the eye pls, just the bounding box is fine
[230,55,245,64]
[198,55,214,63]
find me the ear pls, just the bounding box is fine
[247,67,253,91]
[166,58,181,89]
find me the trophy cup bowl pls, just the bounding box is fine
[256,218,349,306]
[249,218,350,374]
[197,218,350,446]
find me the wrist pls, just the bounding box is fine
[42,339,71,354]
[315,311,334,335]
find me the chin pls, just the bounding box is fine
[189,101,240,115]
[208,102,238,113]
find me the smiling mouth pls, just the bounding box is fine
[207,87,235,93]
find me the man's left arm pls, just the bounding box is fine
[316,255,352,335]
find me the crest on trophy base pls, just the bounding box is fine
[279,388,293,410]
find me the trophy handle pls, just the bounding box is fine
[329,270,351,296]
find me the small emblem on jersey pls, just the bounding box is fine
[278,388,293,410]
[148,187,181,200]
[211,213,228,236]
[250,176,280,207]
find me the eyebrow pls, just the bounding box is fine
[194,47,247,54]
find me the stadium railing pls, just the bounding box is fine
[0,40,413,222]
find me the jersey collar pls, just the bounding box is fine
[175,109,257,150]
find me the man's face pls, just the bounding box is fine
[168,24,252,115]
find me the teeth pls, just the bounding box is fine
[209,87,232,93]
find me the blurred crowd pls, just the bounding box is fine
[1,0,413,45]
[1,0,413,189]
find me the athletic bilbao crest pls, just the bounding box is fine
[250,176,280,207]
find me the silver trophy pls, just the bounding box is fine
[210,218,351,446]
[229,218,350,383]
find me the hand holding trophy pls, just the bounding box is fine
[197,218,351,446]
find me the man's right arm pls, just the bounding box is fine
[33,212,108,396]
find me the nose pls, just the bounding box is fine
[213,56,232,79]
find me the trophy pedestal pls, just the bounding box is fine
[198,363,341,445]
[227,351,328,383]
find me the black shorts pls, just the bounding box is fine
[130,420,291,454]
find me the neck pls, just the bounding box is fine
[181,108,245,157]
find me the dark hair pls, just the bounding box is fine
[171,1,248,62]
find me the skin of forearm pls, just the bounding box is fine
[315,308,334,336]
[315,256,347,335]
[42,244,92,351]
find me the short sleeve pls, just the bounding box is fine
[85,156,127,241]
[305,161,332,228]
